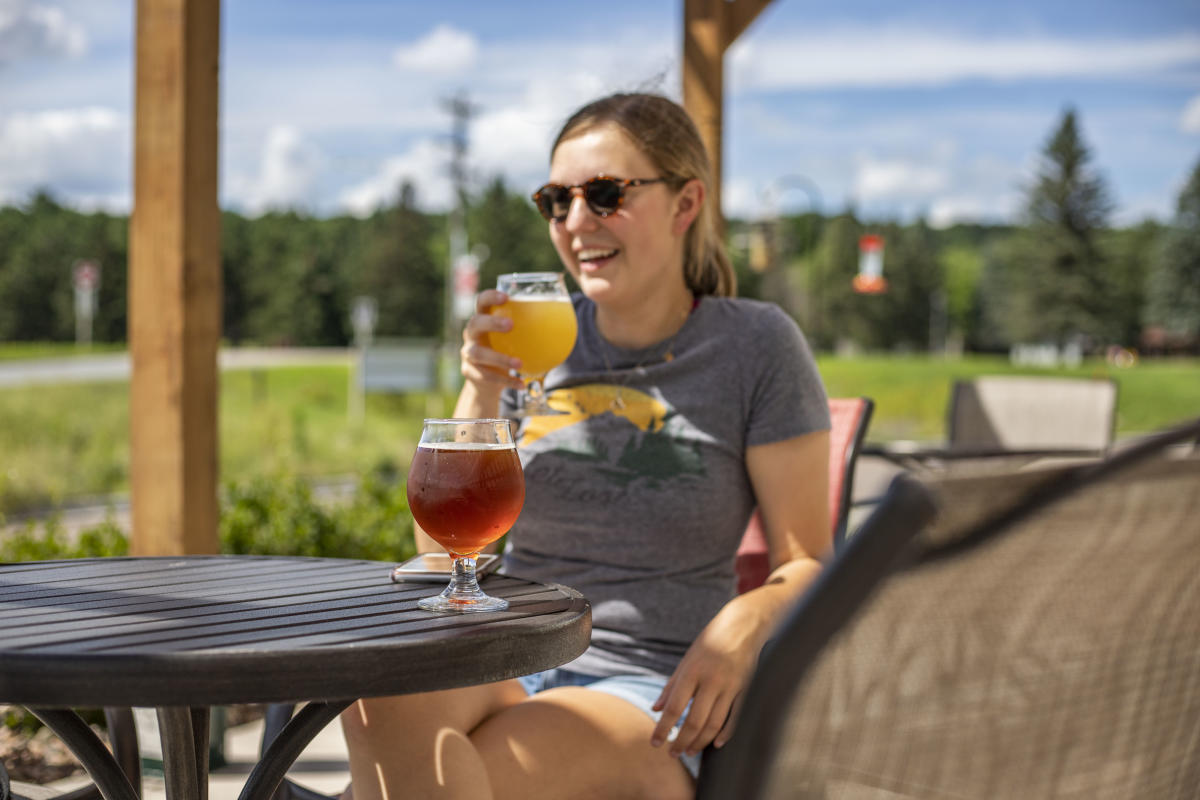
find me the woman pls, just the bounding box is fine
[341,92,831,800]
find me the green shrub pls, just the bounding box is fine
[219,461,415,562]
[1,465,415,565]
[0,516,128,561]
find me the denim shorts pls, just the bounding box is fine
[517,667,702,780]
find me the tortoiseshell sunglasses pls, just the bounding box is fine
[531,175,665,222]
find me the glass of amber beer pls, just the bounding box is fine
[490,272,578,416]
[406,418,525,612]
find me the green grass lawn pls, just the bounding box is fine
[0,347,1196,516]
[0,342,125,361]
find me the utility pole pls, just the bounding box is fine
[441,91,477,395]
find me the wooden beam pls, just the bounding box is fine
[683,0,727,223]
[683,0,775,229]
[129,0,221,555]
[725,0,774,43]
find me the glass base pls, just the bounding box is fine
[418,555,509,613]
[418,591,509,613]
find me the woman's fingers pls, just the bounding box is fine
[459,291,523,388]
[474,288,508,313]
[712,691,744,749]
[650,674,688,748]
[670,687,731,758]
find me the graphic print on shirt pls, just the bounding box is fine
[519,383,707,489]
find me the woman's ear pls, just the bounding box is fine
[671,179,705,236]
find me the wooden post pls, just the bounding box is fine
[129,0,221,555]
[683,0,774,227]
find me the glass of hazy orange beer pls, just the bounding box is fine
[406,418,525,612]
[490,272,578,416]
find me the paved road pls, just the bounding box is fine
[0,347,354,388]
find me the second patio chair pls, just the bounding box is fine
[947,374,1117,454]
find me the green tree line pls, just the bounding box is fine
[1,111,1197,355]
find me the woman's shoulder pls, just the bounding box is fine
[698,296,800,335]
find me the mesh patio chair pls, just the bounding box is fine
[698,415,1200,800]
[862,375,1118,474]
[735,397,874,594]
[947,374,1118,454]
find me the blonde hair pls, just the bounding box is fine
[552,93,736,297]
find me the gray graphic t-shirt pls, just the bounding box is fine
[501,294,829,679]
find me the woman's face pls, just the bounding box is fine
[546,124,689,310]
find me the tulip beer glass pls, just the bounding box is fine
[405,418,525,612]
[490,272,578,416]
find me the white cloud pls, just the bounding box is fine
[338,139,455,216]
[730,29,1200,90]
[333,42,673,216]
[854,155,949,201]
[0,0,86,62]
[392,24,479,74]
[0,107,127,208]
[929,194,1019,228]
[1182,94,1200,135]
[722,178,761,220]
[229,126,324,214]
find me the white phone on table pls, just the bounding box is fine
[390,552,501,583]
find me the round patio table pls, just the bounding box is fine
[0,555,591,800]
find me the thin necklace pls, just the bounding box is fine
[598,299,695,411]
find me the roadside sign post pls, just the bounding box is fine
[349,296,378,423]
[452,253,481,322]
[72,260,101,348]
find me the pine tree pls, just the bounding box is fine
[992,109,1118,347]
[1145,157,1200,348]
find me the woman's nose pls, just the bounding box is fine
[562,192,598,231]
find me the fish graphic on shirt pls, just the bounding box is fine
[519,383,705,486]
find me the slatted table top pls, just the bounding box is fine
[0,555,591,708]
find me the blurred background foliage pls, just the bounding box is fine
[0,111,1196,357]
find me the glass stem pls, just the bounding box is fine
[448,556,480,597]
[525,377,546,406]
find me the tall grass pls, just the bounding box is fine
[0,362,451,516]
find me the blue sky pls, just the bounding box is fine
[2,0,1198,227]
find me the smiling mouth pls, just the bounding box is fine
[577,248,618,265]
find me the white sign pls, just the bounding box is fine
[452,253,480,320]
[73,259,101,291]
[72,259,101,346]
[351,296,378,347]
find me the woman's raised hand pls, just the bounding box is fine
[460,289,525,391]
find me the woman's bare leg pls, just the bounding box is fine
[342,683,693,800]
[340,679,527,800]
[473,687,693,800]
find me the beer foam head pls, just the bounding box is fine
[419,441,515,451]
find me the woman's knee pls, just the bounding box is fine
[342,681,527,747]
